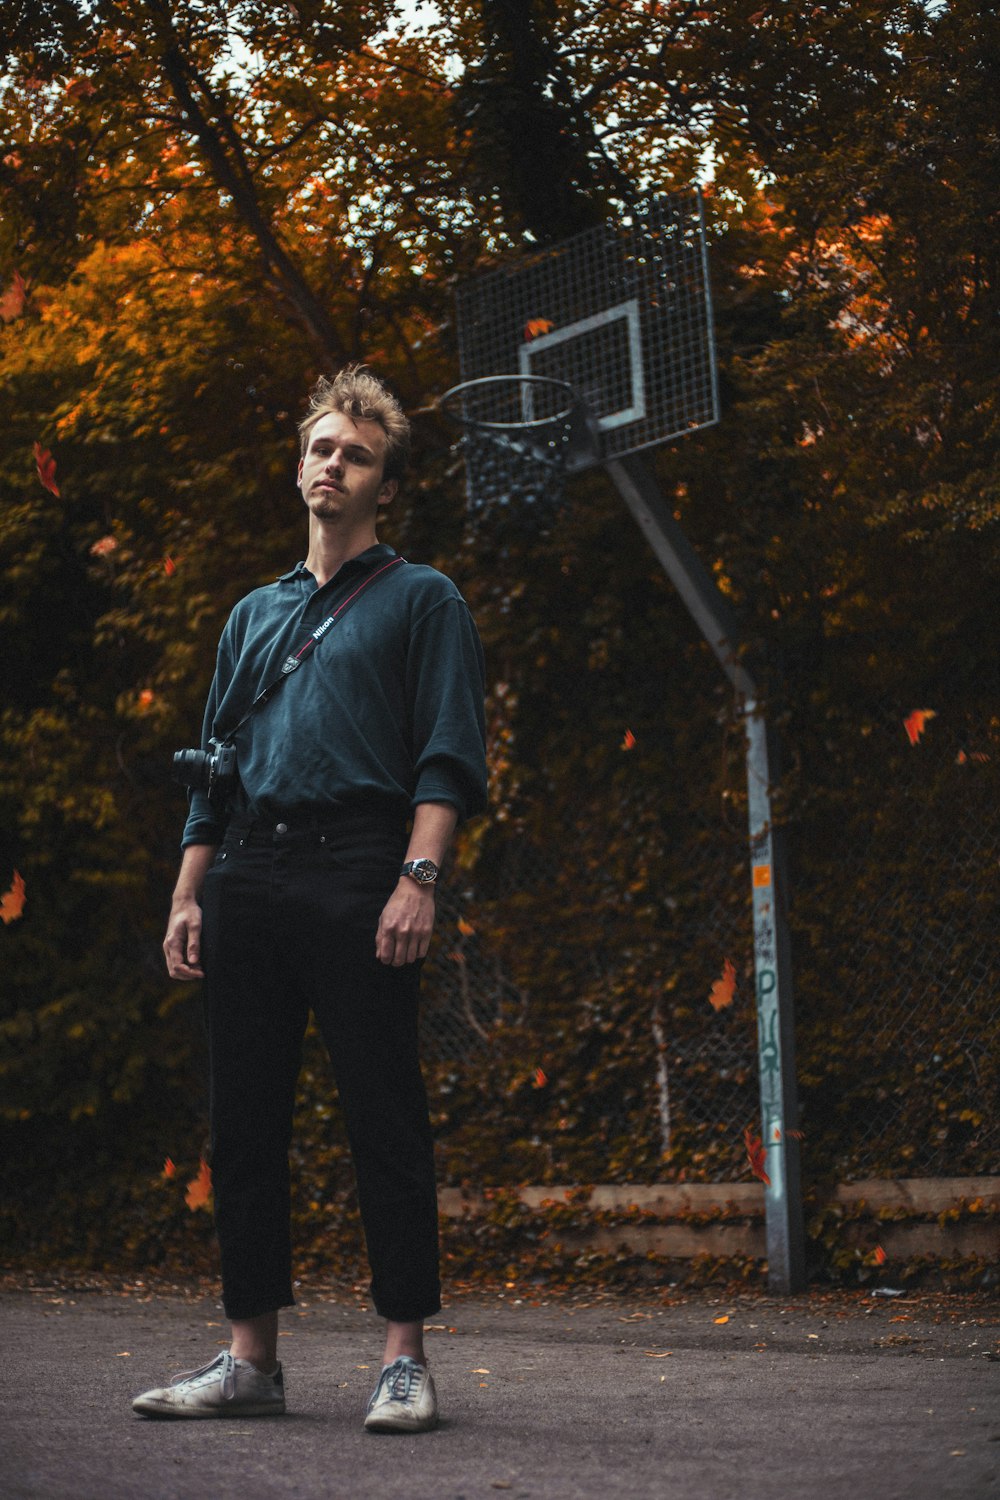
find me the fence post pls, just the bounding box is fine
[607,454,806,1292]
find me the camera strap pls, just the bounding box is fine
[222,553,407,743]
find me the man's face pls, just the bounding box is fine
[297,411,396,526]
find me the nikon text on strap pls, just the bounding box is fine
[221,554,406,744]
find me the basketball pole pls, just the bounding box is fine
[606,452,806,1295]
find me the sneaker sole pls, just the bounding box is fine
[364,1411,438,1434]
[132,1399,286,1420]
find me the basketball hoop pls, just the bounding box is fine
[438,374,600,526]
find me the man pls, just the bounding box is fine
[133,368,487,1432]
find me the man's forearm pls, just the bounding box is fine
[403,802,459,869]
[172,843,220,903]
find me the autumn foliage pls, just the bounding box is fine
[1,0,998,1281]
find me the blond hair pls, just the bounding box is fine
[298,367,411,484]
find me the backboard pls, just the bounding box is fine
[453,190,719,511]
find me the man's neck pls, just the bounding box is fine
[303,521,380,588]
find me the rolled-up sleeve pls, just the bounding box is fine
[406,597,487,821]
[180,627,236,848]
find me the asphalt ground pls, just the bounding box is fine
[1,1279,997,1500]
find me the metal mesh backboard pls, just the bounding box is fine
[455,191,719,505]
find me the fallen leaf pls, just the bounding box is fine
[162,1157,177,1179]
[644,1350,672,1357]
[115,1351,131,1357]
[524,317,554,341]
[713,1315,729,1325]
[185,1157,213,1212]
[457,917,475,937]
[708,957,737,1011]
[0,270,27,321]
[472,1367,490,1373]
[33,442,60,496]
[903,709,936,746]
[744,1125,771,1185]
[0,870,26,925]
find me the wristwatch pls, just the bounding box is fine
[400,857,439,886]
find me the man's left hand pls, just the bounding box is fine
[376,878,436,966]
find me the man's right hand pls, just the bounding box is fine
[163,844,218,979]
[163,898,205,980]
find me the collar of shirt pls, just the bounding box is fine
[276,542,398,588]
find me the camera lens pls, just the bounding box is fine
[173,748,211,790]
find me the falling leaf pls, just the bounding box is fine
[185,1157,213,1212]
[0,270,27,322]
[621,728,636,750]
[163,555,176,576]
[903,709,936,746]
[162,1157,177,1179]
[33,443,60,497]
[708,957,737,1011]
[0,870,26,925]
[873,1245,887,1265]
[90,535,118,557]
[524,317,554,341]
[533,1066,548,1088]
[457,917,475,937]
[744,1125,770,1185]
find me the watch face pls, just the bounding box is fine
[410,858,438,883]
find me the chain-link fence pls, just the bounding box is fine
[420,703,999,1185]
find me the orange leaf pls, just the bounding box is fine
[89,535,117,557]
[457,917,475,937]
[713,1315,729,1325]
[873,1244,887,1265]
[162,1157,177,1179]
[163,555,177,576]
[0,870,26,925]
[524,317,554,341]
[903,709,936,746]
[621,728,636,750]
[0,270,27,322]
[33,442,60,497]
[533,1066,548,1088]
[137,689,155,712]
[743,1125,770,1185]
[708,957,737,1011]
[185,1157,213,1212]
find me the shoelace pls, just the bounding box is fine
[170,1350,237,1401]
[372,1356,421,1406]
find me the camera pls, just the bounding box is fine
[172,736,238,805]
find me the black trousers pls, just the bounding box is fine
[199,812,441,1324]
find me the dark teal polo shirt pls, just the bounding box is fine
[181,544,487,846]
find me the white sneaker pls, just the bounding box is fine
[132,1351,286,1419]
[364,1355,438,1433]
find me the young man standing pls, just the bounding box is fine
[133,368,487,1432]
